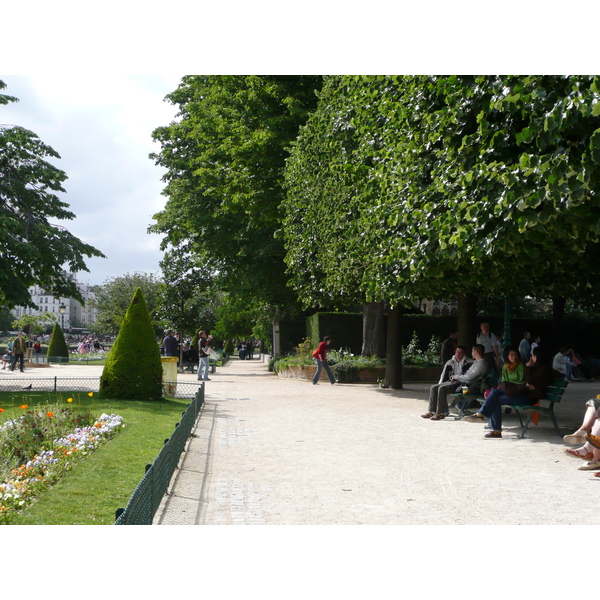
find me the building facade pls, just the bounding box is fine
[11,272,97,331]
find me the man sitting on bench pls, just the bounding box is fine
[422,345,472,421]
[448,344,488,407]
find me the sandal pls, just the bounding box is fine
[421,412,434,419]
[564,448,594,460]
[594,472,600,478]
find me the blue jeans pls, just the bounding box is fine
[198,356,210,380]
[313,359,335,384]
[479,387,533,432]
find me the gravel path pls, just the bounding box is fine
[154,357,600,525]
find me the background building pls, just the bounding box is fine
[11,272,97,331]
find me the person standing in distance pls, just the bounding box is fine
[161,329,179,357]
[11,330,27,372]
[198,330,211,381]
[476,322,501,372]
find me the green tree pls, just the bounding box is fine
[47,322,69,361]
[12,313,55,337]
[282,75,600,386]
[157,248,220,338]
[149,75,323,340]
[91,272,162,336]
[0,306,13,331]
[0,80,104,308]
[99,287,163,401]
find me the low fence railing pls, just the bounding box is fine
[114,383,205,525]
[0,376,203,399]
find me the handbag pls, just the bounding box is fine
[498,381,523,397]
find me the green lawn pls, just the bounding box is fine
[0,391,191,525]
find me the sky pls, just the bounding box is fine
[0,74,184,287]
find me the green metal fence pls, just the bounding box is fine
[114,383,205,525]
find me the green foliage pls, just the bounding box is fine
[294,337,314,358]
[47,322,69,360]
[99,287,163,401]
[0,391,188,525]
[12,313,55,336]
[0,306,13,331]
[150,76,323,338]
[158,249,220,338]
[0,403,94,476]
[0,80,104,308]
[282,75,600,312]
[91,272,162,336]
[401,331,443,366]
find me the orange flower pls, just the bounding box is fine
[0,408,4,413]
[47,412,54,418]
[67,398,73,403]
[19,404,28,409]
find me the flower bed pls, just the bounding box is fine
[0,401,124,524]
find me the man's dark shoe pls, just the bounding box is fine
[484,431,502,439]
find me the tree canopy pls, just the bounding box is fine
[282,75,600,310]
[149,75,323,320]
[91,272,162,335]
[0,80,104,308]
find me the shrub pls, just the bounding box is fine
[402,331,442,366]
[47,323,69,362]
[99,288,163,400]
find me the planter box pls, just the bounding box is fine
[277,365,440,383]
[402,366,441,382]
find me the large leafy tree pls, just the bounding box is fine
[149,76,323,337]
[282,75,600,386]
[91,272,162,335]
[157,248,221,338]
[0,80,104,308]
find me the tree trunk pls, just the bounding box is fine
[272,306,282,357]
[385,304,403,389]
[457,293,477,356]
[362,301,386,357]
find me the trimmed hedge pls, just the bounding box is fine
[99,287,163,400]
[47,323,69,362]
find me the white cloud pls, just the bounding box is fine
[1,74,182,285]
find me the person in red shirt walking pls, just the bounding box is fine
[312,336,336,385]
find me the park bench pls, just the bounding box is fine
[506,379,568,438]
[179,360,197,374]
[450,377,569,438]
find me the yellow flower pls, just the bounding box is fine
[88,392,94,397]
[19,404,28,409]
[596,394,600,400]
[67,398,73,403]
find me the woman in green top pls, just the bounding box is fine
[501,347,525,384]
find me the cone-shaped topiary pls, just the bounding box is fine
[47,322,69,362]
[99,287,163,400]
